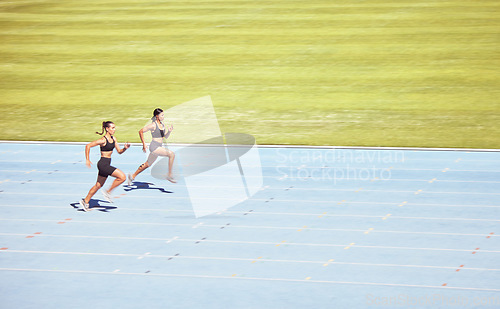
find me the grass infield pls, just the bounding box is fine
[0,0,499,148]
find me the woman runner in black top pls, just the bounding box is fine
[128,108,176,184]
[79,121,130,211]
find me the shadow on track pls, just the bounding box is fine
[123,181,173,194]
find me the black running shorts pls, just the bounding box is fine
[97,157,117,177]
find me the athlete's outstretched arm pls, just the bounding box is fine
[84,138,105,168]
[114,137,130,154]
[139,123,155,153]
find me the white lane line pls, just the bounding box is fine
[2,156,500,171]
[2,166,500,174]
[2,200,500,209]
[3,176,500,184]
[2,249,500,272]
[0,170,93,174]
[2,140,499,151]
[0,218,498,236]
[2,178,500,185]
[0,267,498,292]
[337,201,500,208]
[1,204,499,223]
[0,233,499,253]
[2,188,499,196]
[0,181,95,185]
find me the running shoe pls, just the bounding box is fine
[79,199,90,212]
[102,190,113,203]
[127,173,134,186]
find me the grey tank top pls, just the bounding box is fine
[151,122,165,139]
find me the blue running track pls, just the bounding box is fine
[0,142,499,308]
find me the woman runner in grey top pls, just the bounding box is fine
[128,108,176,184]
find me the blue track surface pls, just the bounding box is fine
[0,142,499,308]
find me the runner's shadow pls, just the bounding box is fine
[70,199,118,212]
[123,181,172,194]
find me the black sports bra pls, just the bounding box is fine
[100,136,115,152]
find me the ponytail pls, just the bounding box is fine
[96,121,114,135]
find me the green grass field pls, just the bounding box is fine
[1,0,499,148]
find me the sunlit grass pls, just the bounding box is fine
[1,0,499,148]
